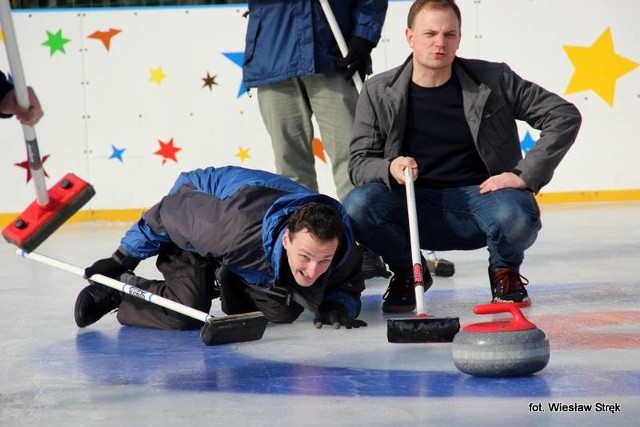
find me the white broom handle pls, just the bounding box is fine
[0,0,48,206]
[17,249,211,323]
[404,167,426,315]
[318,0,363,93]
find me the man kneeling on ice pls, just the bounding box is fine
[75,166,367,331]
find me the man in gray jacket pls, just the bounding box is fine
[343,0,581,312]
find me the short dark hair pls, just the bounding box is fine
[287,202,343,242]
[407,0,462,29]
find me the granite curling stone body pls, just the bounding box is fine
[452,303,550,377]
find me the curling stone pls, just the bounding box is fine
[451,303,549,377]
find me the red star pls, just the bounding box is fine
[15,154,50,183]
[88,28,122,51]
[154,138,182,165]
[312,138,327,163]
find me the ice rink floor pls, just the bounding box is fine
[1,202,639,426]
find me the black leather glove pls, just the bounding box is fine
[84,249,139,280]
[337,35,374,81]
[314,303,368,330]
[84,257,129,280]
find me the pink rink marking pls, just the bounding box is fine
[530,311,640,350]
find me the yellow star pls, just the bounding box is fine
[563,28,638,106]
[0,29,4,42]
[235,146,251,162]
[149,66,167,85]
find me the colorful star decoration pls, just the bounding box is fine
[563,27,639,106]
[154,138,182,165]
[202,72,218,91]
[235,146,251,162]
[88,28,122,51]
[222,52,246,97]
[520,131,536,154]
[109,145,126,162]
[15,154,50,183]
[149,67,167,85]
[42,29,71,56]
[312,138,327,163]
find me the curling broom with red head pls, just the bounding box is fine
[0,0,95,252]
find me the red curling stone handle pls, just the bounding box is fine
[463,303,536,332]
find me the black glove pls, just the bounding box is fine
[337,35,374,81]
[84,257,130,281]
[314,303,368,330]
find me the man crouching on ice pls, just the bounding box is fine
[75,166,367,332]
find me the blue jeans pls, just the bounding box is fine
[343,183,542,277]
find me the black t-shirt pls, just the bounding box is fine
[403,74,489,188]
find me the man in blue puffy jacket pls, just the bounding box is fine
[75,166,367,331]
[242,0,388,202]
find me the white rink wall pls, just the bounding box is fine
[0,0,638,219]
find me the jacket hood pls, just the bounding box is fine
[261,193,355,284]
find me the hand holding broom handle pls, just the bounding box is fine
[1,0,95,252]
[318,0,364,93]
[0,0,48,206]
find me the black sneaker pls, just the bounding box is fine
[489,267,531,306]
[382,270,433,313]
[425,256,455,277]
[74,283,122,328]
[361,246,391,280]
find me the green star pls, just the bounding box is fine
[42,29,71,56]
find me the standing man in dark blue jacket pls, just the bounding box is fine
[242,0,388,202]
[75,166,367,331]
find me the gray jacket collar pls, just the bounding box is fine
[382,54,491,143]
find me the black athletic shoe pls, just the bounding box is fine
[361,246,391,280]
[382,270,433,313]
[74,283,122,328]
[489,267,531,306]
[426,256,456,277]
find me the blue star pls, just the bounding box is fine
[109,145,126,162]
[222,52,246,98]
[520,130,536,154]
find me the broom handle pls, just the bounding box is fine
[17,249,211,323]
[318,0,363,93]
[404,167,426,315]
[0,0,49,206]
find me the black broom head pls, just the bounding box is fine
[387,316,460,343]
[200,311,268,345]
